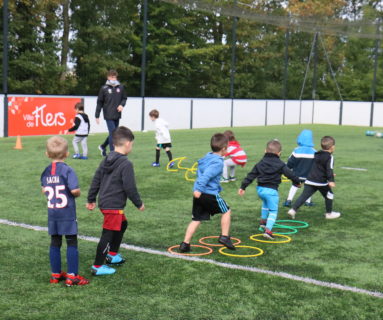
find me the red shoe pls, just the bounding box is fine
[50,271,67,284]
[65,274,90,287]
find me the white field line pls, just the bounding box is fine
[340,167,368,171]
[1,218,382,299]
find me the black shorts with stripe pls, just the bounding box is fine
[192,193,230,221]
[156,143,172,149]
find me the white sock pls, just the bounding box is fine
[287,185,298,201]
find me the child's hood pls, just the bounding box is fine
[102,151,127,173]
[297,130,314,147]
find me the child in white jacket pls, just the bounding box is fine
[149,109,174,167]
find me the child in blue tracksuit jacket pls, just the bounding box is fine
[238,140,301,239]
[179,133,236,253]
[283,130,316,207]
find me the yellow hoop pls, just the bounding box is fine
[281,174,290,182]
[249,234,292,244]
[167,244,213,256]
[177,157,191,170]
[199,236,241,247]
[167,157,187,172]
[219,245,264,258]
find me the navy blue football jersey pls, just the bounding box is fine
[41,162,79,221]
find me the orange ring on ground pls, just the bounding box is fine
[199,236,241,247]
[167,244,213,256]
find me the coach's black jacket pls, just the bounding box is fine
[87,152,142,210]
[241,153,301,190]
[95,81,127,120]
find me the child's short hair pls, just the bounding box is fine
[75,102,84,112]
[107,69,118,77]
[321,136,335,150]
[211,133,228,152]
[223,130,235,141]
[46,136,68,160]
[112,126,135,146]
[266,139,282,154]
[149,109,159,119]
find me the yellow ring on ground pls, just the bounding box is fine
[219,245,264,258]
[249,233,292,244]
[184,168,196,182]
[199,236,241,247]
[167,244,213,256]
[167,157,187,172]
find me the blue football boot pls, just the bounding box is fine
[91,265,116,276]
[106,253,125,266]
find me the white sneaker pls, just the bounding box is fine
[325,212,341,219]
[287,209,296,219]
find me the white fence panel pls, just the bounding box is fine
[266,100,284,125]
[373,102,383,127]
[313,100,340,125]
[192,99,231,128]
[144,97,191,131]
[124,97,144,132]
[284,100,300,124]
[342,101,370,126]
[300,100,314,124]
[233,99,266,127]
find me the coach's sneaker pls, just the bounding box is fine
[263,229,275,240]
[220,177,230,183]
[283,200,292,207]
[304,201,315,207]
[98,145,107,157]
[287,208,296,219]
[325,211,341,219]
[229,176,236,182]
[91,265,116,276]
[72,153,81,159]
[218,235,236,250]
[151,162,160,167]
[179,242,191,253]
[65,274,90,287]
[106,253,125,266]
[80,156,88,160]
[50,271,67,284]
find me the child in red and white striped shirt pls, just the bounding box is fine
[221,130,247,182]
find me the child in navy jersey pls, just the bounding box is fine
[41,136,89,286]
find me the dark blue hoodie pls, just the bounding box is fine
[287,130,316,179]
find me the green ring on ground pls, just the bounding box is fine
[258,226,298,235]
[275,220,309,229]
[271,225,298,235]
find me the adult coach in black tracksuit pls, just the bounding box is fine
[96,69,127,155]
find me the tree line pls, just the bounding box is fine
[0,0,382,101]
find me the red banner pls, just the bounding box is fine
[8,96,81,136]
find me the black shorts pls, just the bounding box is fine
[157,143,172,149]
[192,193,230,221]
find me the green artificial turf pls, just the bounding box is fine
[0,124,382,319]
